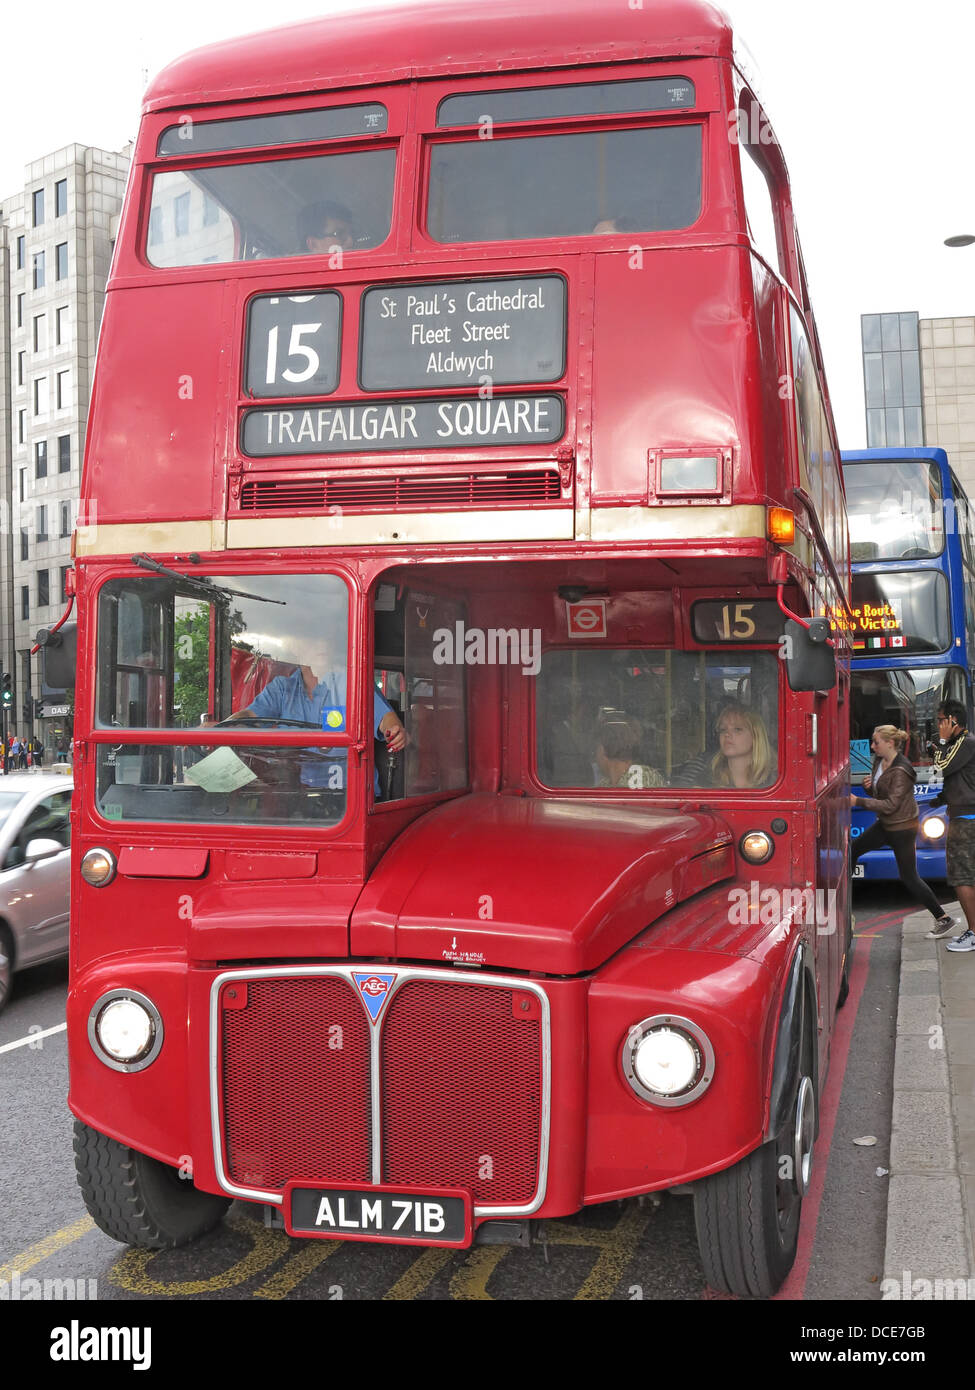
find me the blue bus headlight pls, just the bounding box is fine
[921,817,946,841]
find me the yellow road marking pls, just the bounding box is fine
[254,1237,341,1300]
[545,1204,652,1300]
[383,1247,454,1300]
[109,1214,287,1296]
[0,1214,95,1282]
[449,1245,509,1300]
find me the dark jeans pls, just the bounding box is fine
[851,821,945,919]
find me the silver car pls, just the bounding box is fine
[0,773,72,1013]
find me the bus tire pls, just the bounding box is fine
[693,1030,816,1298]
[73,1120,232,1248]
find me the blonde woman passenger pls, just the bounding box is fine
[851,725,954,937]
[710,704,776,789]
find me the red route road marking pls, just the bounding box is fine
[773,922,883,1300]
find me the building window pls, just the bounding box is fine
[203,195,220,227]
[55,179,68,217]
[174,192,190,237]
[35,441,48,478]
[37,505,48,540]
[861,312,923,448]
[21,587,29,622]
[19,468,26,501]
[18,415,26,448]
[38,571,50,608]
[56,306,69,345]
[32,188,45,226]
[33,314,47,352]
[56,243,68,280]
[33,377,49,415]
[148,207,163,246]
[58,435,71,472]
[16,235,25,269]
[20,530,29,561]
[33,250,45,289]
[56,371,70,409]
[16,293,24,328]
[60,501,72,537]
[61,566,71,601]
[17,351,25,387]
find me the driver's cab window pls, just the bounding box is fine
[373,583,468,802]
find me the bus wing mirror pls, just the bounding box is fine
[784,618,836,692]
[36,623,78,689]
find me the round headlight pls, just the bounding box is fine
[740,830,774,864]
[88,990,163,1072]
[921,817,946,841]
[81,848,117,886]
[622,1015,715,1107]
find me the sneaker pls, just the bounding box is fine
[927,915,956,939]
[945,929,975,952]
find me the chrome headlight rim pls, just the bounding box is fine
[621,1014,715,1108]
[80,847,117,887]
[739,830,774,865]
[87,989,164,1073]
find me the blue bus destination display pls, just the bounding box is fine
[241,393,565,455]
[359,276,566,390]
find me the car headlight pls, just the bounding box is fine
[621,1015,715,1107]
[921,817,946,841]
[88,990,163,1072]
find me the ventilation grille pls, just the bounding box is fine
[236,470,566,514]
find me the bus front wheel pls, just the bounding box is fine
[693,1038,816,1298]
[73,1120,232,1249]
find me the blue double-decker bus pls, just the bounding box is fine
[841,447,975,881]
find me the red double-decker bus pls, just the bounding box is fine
[47,0,851,1297]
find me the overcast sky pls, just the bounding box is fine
[2,0,973,448]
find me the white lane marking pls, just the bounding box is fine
[0,1021,67,1054]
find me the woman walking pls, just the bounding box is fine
[851,725,954,937]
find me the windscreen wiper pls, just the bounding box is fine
[131,554,286,605]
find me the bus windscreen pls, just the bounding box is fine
[843,458,944,561]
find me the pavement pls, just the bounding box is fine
[883,899,975,1298]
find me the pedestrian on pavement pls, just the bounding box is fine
[930,701,975,951]
[851,726,955,937]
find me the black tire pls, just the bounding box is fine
[0,926,13,1016]
[73,1120,232,1249]
[694,1029,816,1297]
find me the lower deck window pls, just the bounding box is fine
[537,648,779,790]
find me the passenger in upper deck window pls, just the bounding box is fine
[297,200,358,254]
[595,717,665,789]
[709,704,776,789]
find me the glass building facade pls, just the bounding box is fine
[862,311,924,447]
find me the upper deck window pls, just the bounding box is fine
[145,148,395,267]
[156,104,387,157]
[437,77,695,127]
[427,126,701,244]
[842,459,944,561]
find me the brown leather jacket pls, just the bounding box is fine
[854,753,919,831]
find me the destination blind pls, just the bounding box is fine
[241,394,565,455]
[359,275,566,390]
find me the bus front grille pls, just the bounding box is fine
[216,970,545,1208]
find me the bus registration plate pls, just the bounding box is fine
[287,1183,470,1245]
[852,864,864,878]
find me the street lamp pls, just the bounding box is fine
[944,235,975,248]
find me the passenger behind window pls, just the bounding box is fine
[710,704,776,788]
[595,717,665,789]
[297,200,360,254]
[538,688,590,786]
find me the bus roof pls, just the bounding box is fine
[142,0,735,113]
[841,447,950,465]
